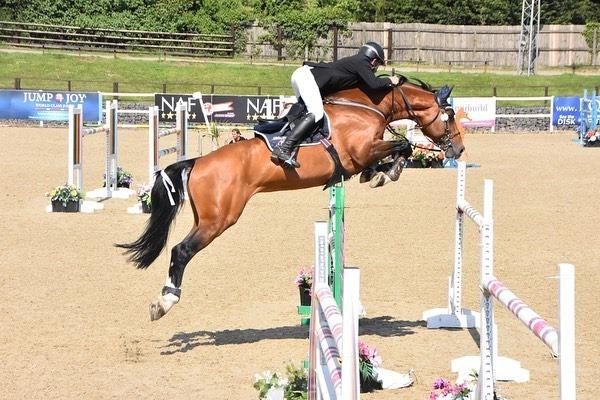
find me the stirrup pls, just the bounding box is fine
[283,156,300,169]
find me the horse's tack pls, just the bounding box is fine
[324,97,387,120]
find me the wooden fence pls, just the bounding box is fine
[0,20,597,68]
[0,20,235,58]
[246,22,599,68]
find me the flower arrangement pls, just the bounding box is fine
[137,184,152,211]
[47,184,84,206]
[253,370,288,400]
[253,363,307,400]
[409,146,444,168]
[104,167,133,188]
[295,266,313,306]
[358,340,383,392]
[117,167,133,187]
[283,363,308,400]
[294,267,313,289]
[428,378,472,400]
[584,129,600,146]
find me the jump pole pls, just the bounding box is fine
[447,175,576,398]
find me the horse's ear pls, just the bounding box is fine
[436,85,453,106]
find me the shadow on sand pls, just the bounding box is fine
[160,315,426,355]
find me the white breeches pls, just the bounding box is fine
[291,65,324,122]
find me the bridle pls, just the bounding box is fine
[393,85,460,154]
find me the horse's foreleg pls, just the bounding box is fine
[149,230,204,321]
[360,139,412,187]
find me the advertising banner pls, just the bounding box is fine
[553,96,580,126]
[0,90,102,122]
[451,97,496,128]
[154,93,296,124]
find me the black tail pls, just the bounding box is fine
[116,159,196,269]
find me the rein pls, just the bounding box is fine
[323,97,387,120]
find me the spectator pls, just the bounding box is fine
[228,128,246,144]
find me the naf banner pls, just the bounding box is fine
[154,93,296,124]
[552,97,580,127]
[0,90,102,122]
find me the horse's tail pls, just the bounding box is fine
[116,159,196,269]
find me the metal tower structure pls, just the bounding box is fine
[517,0,541,75]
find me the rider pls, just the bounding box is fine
[271,41,401,168]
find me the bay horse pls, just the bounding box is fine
[116,79,465,321]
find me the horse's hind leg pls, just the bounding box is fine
[149,229,204,321]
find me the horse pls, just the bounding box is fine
[116,78,465,321]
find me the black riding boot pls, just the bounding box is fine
[270,113,316,168]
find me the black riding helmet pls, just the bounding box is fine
[358,42,385,64]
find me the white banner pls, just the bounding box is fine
[451,97,496,128]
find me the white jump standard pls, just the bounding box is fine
[440,163,577,399]
[308,221,360,400]
[422,161,481,328]
[83,100,133,200]
[148,103,189,184]
[127,102,189,214]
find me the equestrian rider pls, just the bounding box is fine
[271,41,400,168]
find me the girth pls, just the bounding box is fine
[320,138,353,189]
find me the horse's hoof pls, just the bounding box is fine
[369,172,387,188]
[359,168,374,183]
[149,301,166,321]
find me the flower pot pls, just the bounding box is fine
[141,202,151,214]
[51,200,80,213]
[407,159,424,168]
[430,159,444,168]
[118,181,131,188]
[299,287,311,306]
[360,373,382,393]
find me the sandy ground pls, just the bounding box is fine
[0,126,598,400]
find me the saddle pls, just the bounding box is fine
[253,102,351,189]
[253,102,331,151]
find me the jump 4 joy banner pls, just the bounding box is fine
[0,90,102,122]
[154,93,297,124]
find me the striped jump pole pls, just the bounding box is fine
[308,221,360,400]
[447,174,577,398]
[148,102,189,184]
[469,264,576,400]
[422,161,481,328]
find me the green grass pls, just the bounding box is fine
[1,51,598,102]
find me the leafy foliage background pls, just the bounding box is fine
[0,0,598,55]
